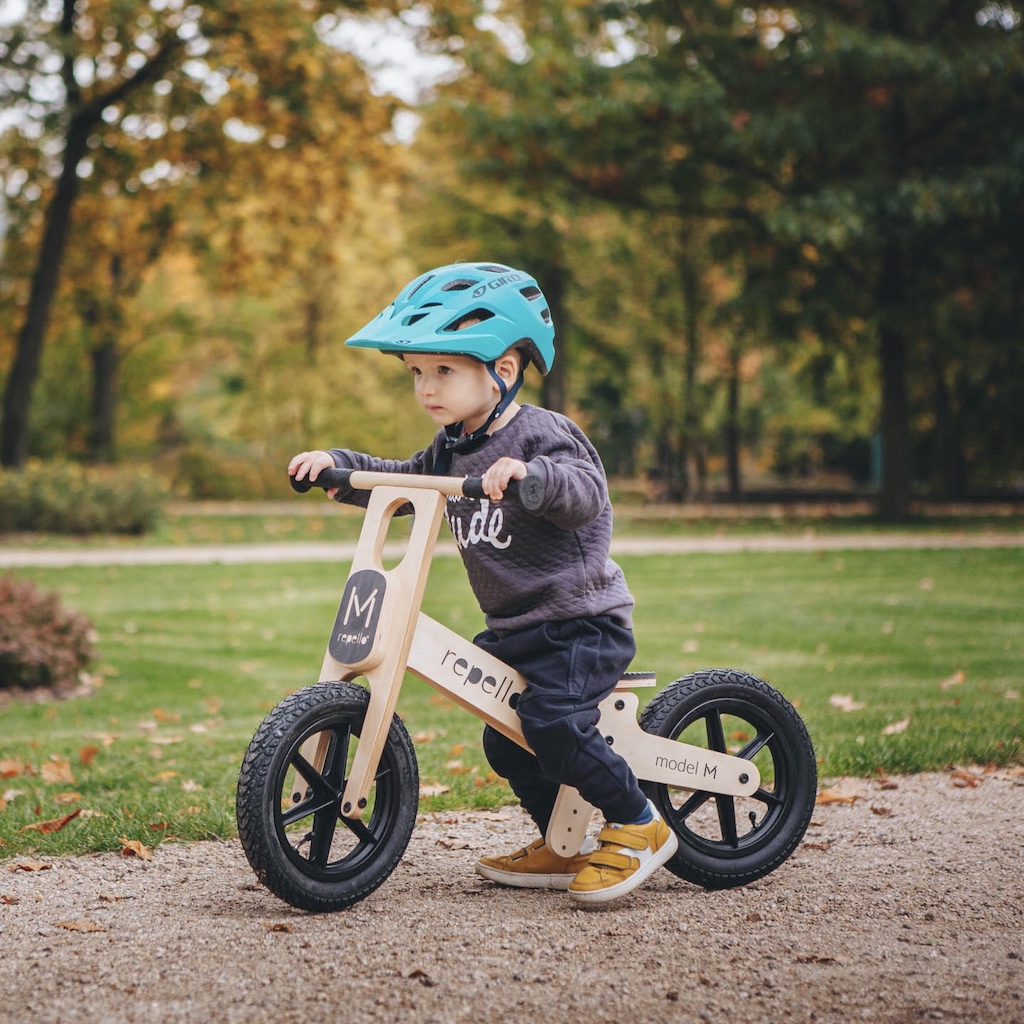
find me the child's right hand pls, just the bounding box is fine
[288,451,339,498]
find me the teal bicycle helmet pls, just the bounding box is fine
[345,262,555,375]
[345,262,556,461]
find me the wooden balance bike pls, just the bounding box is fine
[236,468,817,911]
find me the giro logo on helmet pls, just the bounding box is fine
[472,273,524,299]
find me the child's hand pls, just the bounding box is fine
[288,451,339,497]
[480,457,528,501]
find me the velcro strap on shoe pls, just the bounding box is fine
[588,850,636,871]
[597,826,648,851]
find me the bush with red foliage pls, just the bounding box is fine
[0,574,96,692]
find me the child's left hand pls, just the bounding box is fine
[480,457,528,501]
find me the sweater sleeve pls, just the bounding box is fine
[327,434,444,509]
[521,421,606,531]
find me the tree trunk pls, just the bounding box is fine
[929,345,969,499]
[89,340,119,464]
[725,337,742,499]
[678,252,701,501]
[877,239,912,520]
[540,260,568,414]
[1,117,91,467]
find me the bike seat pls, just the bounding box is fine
[616,671,656,688]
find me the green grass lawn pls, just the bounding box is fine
[1,544,1021,860]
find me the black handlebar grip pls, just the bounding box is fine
[463,474,545,511]
[289,467,352,493]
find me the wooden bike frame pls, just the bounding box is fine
[309,472,761,858]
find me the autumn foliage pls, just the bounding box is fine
[0,574,95,692]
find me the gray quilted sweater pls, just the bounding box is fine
[328,404,634,634]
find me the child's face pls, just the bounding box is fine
[404,353,500,432]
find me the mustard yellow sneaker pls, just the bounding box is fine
[568,803,678,904]
[476,837,594,890]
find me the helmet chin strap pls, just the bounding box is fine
[441,362,524,461]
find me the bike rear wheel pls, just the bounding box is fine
[639,668,816,889]
[236,681,418,912]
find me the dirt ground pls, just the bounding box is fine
[1,769,1021,1024]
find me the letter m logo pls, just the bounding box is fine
[343,585,379,628]
[329,569,387,665]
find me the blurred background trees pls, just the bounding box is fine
[2,0,1021,514]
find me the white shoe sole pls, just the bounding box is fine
[567,828,679,904]
[474,862,576,890]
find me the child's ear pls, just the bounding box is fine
[494,352,520,386]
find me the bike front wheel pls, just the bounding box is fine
[236,681,419,912]
[639,668,816,889]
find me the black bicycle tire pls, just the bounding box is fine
[639,667,817,889]
[236,680,418,912]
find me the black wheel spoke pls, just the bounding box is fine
[715,794,740,847]
[676,788,714,820]
[291,750,334,802]
[337,813,379,845]
[308,806,339,868]
[705,710,727,752]
[282,793,336,828]
[755,786,784,809]
[736,728,775,761]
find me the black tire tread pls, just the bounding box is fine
[236,681,418,912]
[639,667,816,890]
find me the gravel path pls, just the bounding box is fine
[2,770,1022,1024]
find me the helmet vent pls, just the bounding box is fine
[477,264,510,274]
[440,278,477,292]
[520,285,542,301]
[407,274,435,299]
[444,308,495,332]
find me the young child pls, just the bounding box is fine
[288,261,678,904]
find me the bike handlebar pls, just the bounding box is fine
[289,466,545,511]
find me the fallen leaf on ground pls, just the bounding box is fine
[20,809,82,834]
[802,841,832,851]
[882,717,910,735]
[829,694,866,712]
[405,968,437,987]
[950,770,982,788]
[79,745,101,766]
[40,757,75,785]
[870,805,893,816]
[939,670,966,690]
[119,838,153,861]
[418,783,450,798]
[815,790,857,806]
[1,893,19,904]
[9,861,52,872]
[54,792,83,805]
[264,922,294,933]
[0,759,29,779]
[57,920,106,933]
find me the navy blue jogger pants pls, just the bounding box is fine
[474,615,649,836]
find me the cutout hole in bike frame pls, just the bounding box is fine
[378,498,415,571]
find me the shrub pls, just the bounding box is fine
[0,461,166,535]
[0,574,96,692]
